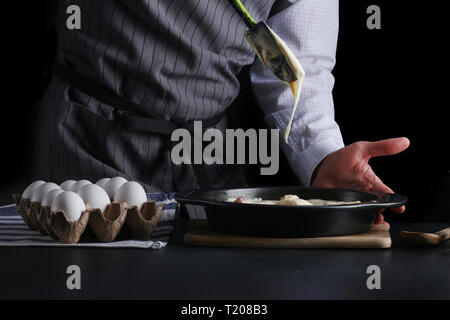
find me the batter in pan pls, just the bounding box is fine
[228,194,361,206]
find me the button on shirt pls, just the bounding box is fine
[249,0,345,186]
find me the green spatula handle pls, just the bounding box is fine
[228,0,257,28]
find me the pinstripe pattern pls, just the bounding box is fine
[249,0,344,187]
[31,0,275,196]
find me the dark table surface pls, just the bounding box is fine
[0,216,449,300]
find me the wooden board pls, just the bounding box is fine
[184,222,391,249]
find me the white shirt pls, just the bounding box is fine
[249,0,344,186]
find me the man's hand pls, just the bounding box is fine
[311,137,410,228]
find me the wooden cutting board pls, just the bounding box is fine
[184,222,391,249]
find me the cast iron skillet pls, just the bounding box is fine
[175,187,407,238]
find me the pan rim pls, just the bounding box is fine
[175,186,407,210]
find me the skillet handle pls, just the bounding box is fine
[175,189,211,206]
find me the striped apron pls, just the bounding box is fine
[30,0,276,197]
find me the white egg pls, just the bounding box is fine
[113,181,147,210]
[51,191,86,222]
[41,189,64,207]
[103,176,128,199]
[69,180,92,192]
[31,182,61,203]
[77,184,110,212]
[60,180,77,191]
[22,180,46,199]
[95,178,110,189]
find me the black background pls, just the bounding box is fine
[0,1,448,222]
[333,1,449,222]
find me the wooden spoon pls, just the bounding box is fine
[400,227,450,245]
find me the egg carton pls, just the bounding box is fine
[12,193,163,244]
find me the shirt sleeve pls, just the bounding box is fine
[249,0,344,186]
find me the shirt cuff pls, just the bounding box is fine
[286,138,344,187]
[264,111,345,187]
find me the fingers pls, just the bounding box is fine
[361,137,410,159]
[372,176,394,194]
[390,205,405,214]
[373,212,384,224]
[371,175,405,214]
[373,213,390,230]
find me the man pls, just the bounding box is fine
[31,0,408,223]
